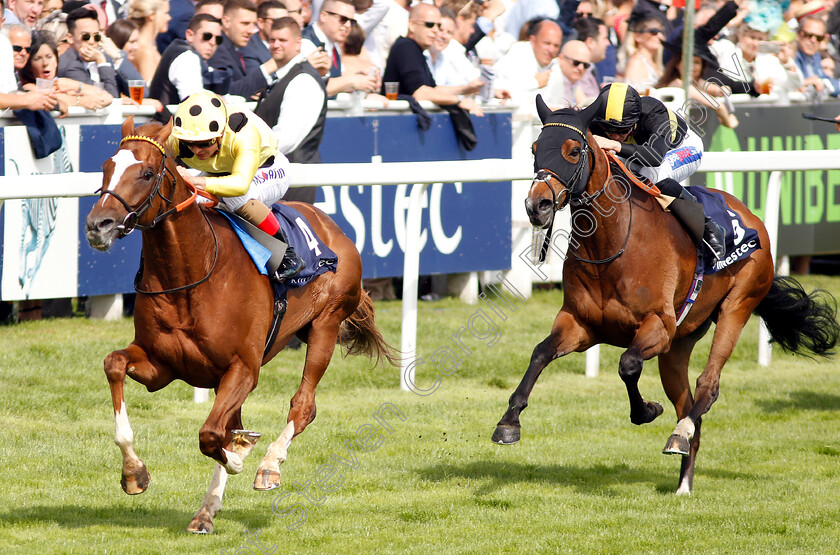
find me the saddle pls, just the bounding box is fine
[216,204,339,356]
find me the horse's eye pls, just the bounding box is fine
[143,171,154,181]
[571,147,581,157]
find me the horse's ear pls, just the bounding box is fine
[536,94,552,124]
[577,94,603,128]
[159,117,174,141]
[121,115,135,138]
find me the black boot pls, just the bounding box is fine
[659,179,726,259]
[272,230,306,280]
[703,216,726,260]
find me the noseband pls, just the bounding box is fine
[97,135,184,237]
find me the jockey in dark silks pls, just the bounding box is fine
[590,83,726,259]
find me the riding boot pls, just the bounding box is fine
[659,179,726,259]
[702,216,726,260]
[272,229,306,280]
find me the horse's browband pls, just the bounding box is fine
[120,135,165,155]
[542,122,586,137]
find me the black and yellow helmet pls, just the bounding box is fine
[592,83,642,132]
[171,91,228,142]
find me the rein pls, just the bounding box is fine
[101,134,222,295]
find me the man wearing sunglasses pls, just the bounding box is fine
[149,13,229,120]
[545,39,597,108]
[57,7,118,98]
[794,15,839,97]
[300,0,377,97]
[3,23,31,78]
[382,2,483,114]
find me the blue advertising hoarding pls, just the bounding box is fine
[1,111,513,299]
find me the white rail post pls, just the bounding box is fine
[758,170,783,367]
[585,345,600,378]
[400,183,429,391]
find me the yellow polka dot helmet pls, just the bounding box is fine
[171,91,228,142]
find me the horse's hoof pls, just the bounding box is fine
[662,434,690,456]
[231,429,261,457]
[254,468,282,491]
[187,508,214,534]
[492,424,521,445]
[630,401,664,425]
[120,464,150,495]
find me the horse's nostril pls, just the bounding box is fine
[538,199,553,213]
[97,218,115,231]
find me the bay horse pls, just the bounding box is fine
[492,96,840,494]
[85,117,398,533]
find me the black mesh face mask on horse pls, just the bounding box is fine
[532,116,592,211]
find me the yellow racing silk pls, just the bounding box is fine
[168,107,279,197]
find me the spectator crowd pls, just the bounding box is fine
[3,0,840,127]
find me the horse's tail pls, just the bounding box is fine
[754,275,840,357]
[339,289,401,367]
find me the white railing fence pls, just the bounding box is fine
[2,150,839,393]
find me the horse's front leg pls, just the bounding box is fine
[103,345,173,494]
[492,310,591,444]
[188,425,260,534]
[254,316,341,491]
[188,369,261,534]
[620,313,674,425]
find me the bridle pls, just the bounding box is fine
[531,122,634,265]
[531,121,592,212]
[98,134,221,295]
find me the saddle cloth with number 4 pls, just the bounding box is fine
[218,203,338,288]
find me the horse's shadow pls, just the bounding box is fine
[0,504,273,533]
[756,390,840,413]
[418,458,755,496]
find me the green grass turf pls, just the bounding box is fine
[1,275,839,554]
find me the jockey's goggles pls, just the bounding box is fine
[183,137,218,149]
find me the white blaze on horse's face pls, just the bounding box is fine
[102,149,143,199]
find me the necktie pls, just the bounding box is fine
[238,51,246,73]
[332,46,339,72]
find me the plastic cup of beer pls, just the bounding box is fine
[128,79,145,103]
[384,82,398,101]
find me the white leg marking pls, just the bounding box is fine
[674,417,695,440]
[201,464,229,518]
[223,448,244,474]
[114,402,142,465]
[262,421,296,469]
[676,476,692,496]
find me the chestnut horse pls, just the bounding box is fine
[85,118,397,533]
[492,97,839,494]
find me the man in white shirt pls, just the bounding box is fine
[255,16,327,202]
[426,7,481,88]
[148,14,226,112]
[544,39,598,108]
[494,18,561,117]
